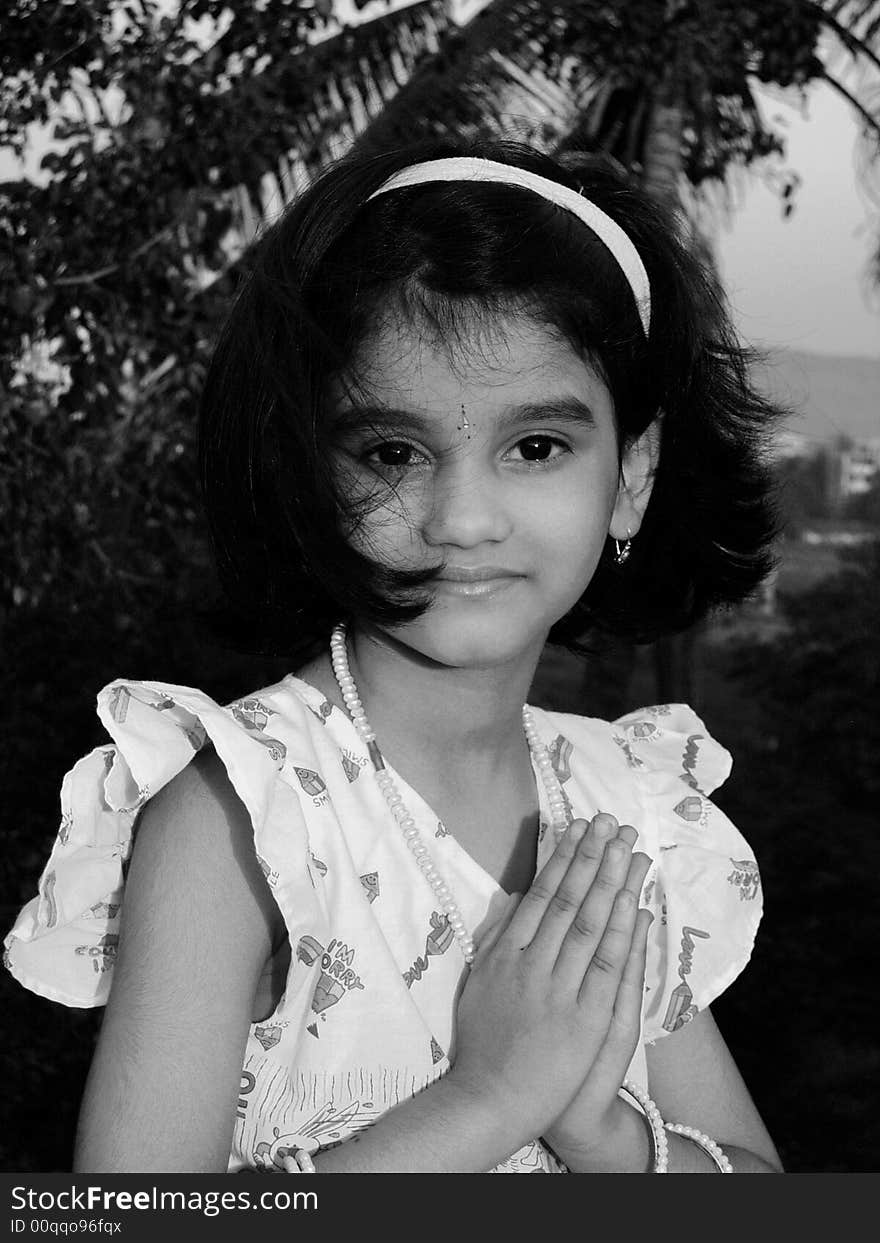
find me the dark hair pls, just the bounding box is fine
[199,136,781,664]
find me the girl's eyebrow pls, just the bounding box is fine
[331,395,597,435]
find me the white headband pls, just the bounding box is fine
[366,157,651,336]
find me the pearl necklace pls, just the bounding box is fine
[329,625,689,1170]
[330,623,571,963]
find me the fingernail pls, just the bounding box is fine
[567,819,587,845]
[592,812,618,838]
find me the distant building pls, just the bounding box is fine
[837,438,880,499]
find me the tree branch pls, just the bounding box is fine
[52,223,176,287]
[808,1,880,78]
[42,33,90,77]
[821,68,880,143]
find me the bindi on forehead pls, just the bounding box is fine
[330,395,599,438]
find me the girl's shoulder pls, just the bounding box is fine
[532,701,760,1042]
[530,701,732,796]
[4,674,325,1010]
[89,674,326,824]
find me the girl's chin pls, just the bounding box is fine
[391,614,550,671]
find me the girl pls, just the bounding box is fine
[5,138,783,1174]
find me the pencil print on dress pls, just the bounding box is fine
[74,933,118,974]
[295,766,326,797]
[662,924,710,1032]
[403,911,455,988]
[180,723,207,751]
[229,698,288,765]
[360,872,380,903]
[148,693,206,750]
[547,735,574,822]
[341,752,363,782]
[107,685,130,723]
[727,858,760,901]
[87,899,121,919]
[612,733,645,769]
[680,734,706,792]
[254,1023,285,1051]
[296,935,366,1036]
[39,870,58,929]
[307,699,334,725]
[673,794,706,825]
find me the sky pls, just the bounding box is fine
[339,2,880,363]
[4,3,879,362]
[715,79,880,361]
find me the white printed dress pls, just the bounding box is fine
[4,675,762,1173]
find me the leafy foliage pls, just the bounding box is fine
[726,541,880,799]
[354,1,833,183]
[2,0,880,1173]
[710,539,880,1170]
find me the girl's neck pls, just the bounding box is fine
[298,624,544,788]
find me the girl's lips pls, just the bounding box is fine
[434,575,521,598]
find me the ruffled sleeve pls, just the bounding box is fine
[611,704,763,1045]
[3,679,319,1009]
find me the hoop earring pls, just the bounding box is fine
[614,528,633,566]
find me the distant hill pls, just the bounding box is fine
[753,349,879,446]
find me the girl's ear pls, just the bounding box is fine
[609,415,662,541]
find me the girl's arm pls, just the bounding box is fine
[540,815,782,1174]
[77,796,648,1172]
[548,1008,783,1172]
[75,749,514,1172]
[644,1006,782,1171]
[74,748,280,1172]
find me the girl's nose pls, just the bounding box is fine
[420,463,513,549]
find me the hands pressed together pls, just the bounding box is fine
[259,812,655,1174]
[449,812,653,1167]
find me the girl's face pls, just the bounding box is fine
[330,309,653,671]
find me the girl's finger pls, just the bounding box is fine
[615,824,639,850]
[622,851,653,900]
[504,816,594,945]
[550,833,635,983]
[511,814,619,954]
[577,906,654,1090]
[609,905,653,1026]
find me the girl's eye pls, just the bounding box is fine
[363,441,425,470]
[512,436,569,464]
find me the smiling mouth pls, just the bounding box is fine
[437,566,522,583]
[434,570,522,598]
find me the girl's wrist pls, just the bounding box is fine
[545,1096,653,1174]
[303,1071,532,1173]
[442,1067,539,1155]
